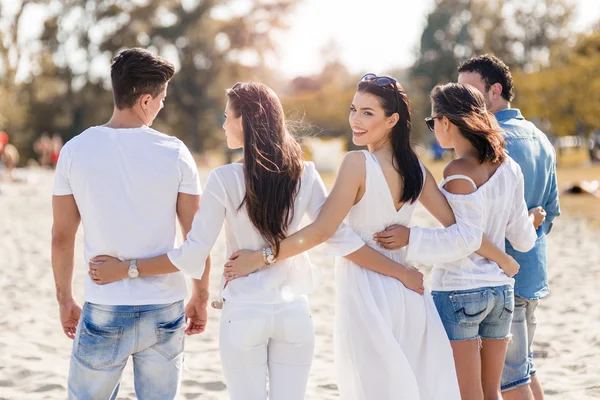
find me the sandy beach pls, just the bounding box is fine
[1,166,599,400]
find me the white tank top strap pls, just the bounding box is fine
[440,174,478,190]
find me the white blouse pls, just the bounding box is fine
[167,162,365,304]
[406,158,537,291]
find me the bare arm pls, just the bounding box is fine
[177,193,210,302]
[225,153,424,294]
[51,195,82,339]
[177,192,210,335]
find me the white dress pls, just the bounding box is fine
[333,151,461,400]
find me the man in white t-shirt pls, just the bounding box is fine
[51,48,210,399]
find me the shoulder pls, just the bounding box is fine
[442,159,479,195]
[60,128,96,154]
[341,150,367,170]
[210,163,242,179]
[443,158,479,179]
[504,157,524,180]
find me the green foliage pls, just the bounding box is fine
[0,0,299,159]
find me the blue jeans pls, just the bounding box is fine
[432,285,514,341]
[68,301,185,400]
[501,296,539,391]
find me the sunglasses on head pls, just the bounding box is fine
[360,73,400,114]
[424,115,443,132]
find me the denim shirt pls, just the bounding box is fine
[496,109,561,299]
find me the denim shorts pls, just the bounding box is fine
[432,285,514,341]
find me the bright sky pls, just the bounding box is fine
[3,0,600,81]
[271,0,600,78]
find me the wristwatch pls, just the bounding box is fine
[128,259,139,278]
[262,247,276,265]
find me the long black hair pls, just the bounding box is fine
[357,79,423,203]
[226,82,304,255]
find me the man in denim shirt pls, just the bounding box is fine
[458,55,560,400]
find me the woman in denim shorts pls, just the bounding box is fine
[384,83,543,399]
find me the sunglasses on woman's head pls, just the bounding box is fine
[424,116,443,132]
[360,73,401,114]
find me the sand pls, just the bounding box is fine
[0,167,599,399]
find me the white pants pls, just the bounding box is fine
[219,296,315,400]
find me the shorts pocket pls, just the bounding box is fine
[153,312,186,360]
[76,319,123,369]
[500,288,515,320]
[450,290,489,326]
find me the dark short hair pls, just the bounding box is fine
[458,54,514,102]
[110,48,175,110]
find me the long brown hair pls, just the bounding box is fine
[430,83,506,164]
[357,79,423,203]
[226,82,304,255]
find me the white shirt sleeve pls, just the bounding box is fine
[505,172,537,252]
[167,170,226,278]
[305,163,365,257]
[406,190,485,265]
[178,142,202,195]
[53,145,73,196]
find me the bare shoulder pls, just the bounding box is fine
[340,151,367,174]
[334,151,366,189]
[442,159,479,195]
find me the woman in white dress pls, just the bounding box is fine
[226,75,516,399]
[87,82,437,400]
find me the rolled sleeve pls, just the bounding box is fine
[167,171,225,278]
[541,168,560,235]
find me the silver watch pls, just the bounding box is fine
[262,247,276,265]
[128,259,139,278]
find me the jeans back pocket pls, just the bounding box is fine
[153,313,186,360]
[500,287,515,320]
[76,319,123,369]
[450,290,489,327]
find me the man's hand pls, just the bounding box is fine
[529,206,546,229]
[184,296,208,335]
[59,299,82,339]
[373,224,410,250]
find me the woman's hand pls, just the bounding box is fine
[89,255,129,285]
[223,250,264,282]
[498,254,520,278]
[529,206,546,229]
[397,266,425,295]
[373,224,410,250]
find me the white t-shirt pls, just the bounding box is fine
[53,126,201,305]
[167,162,365,304]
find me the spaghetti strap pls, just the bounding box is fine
[440,174,477,190]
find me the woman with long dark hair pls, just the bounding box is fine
[225,76,517,399]
[88,82,430,399]
[369,83,542,399]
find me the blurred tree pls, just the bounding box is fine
[410,0,576,141]
[514,30,600,136]
[0,0,300,160]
